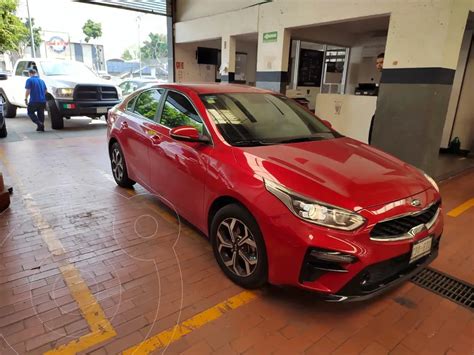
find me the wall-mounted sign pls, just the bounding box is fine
[46,36,68,53]
[263,31,278,43]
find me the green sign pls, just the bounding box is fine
[263,31,278,43]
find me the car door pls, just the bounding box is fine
[148,90,210,225]
[118,89,164,187]
[10,61,31,105]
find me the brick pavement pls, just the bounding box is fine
[0,126,472,354]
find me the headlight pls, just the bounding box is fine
[54,88,74,98]
[424,173,439,192]
[264,179,366,231]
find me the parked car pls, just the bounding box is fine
[106,84,443,301]
[0,58,121,129]
[118,78,157,97]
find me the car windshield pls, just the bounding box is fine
[200,93,340,146]
[40,61,97,77]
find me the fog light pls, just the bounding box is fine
[310,249,357,264]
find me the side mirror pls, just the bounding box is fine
[322,120,332,129]
[22,70,30,77]
[0,73,8,80]
[170,126,210,144]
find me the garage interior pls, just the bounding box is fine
[0,0,473,354]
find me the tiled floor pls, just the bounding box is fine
[0,114,473,354]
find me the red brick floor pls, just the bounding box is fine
[0,132,473,354]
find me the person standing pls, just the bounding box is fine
[25,68,47,132]
[368,52,384,144]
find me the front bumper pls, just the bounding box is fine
[55,99,121,117]
[318,241,439,302]
[255,188,443,300]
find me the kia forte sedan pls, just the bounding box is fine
[107,84,443,301]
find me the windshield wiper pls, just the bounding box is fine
[231,139,275,147]
[273,136,326,144]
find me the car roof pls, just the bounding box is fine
[155,83,274,95]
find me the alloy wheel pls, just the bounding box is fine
[216,218,258,277]
[111,148,124,182]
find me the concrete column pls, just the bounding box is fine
[220,35,236,83]
[372,0,471,176]
[256,28,291,93]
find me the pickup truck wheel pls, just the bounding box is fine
[0,93,16,118]
[47,100,64,130]
[0,122,7,138]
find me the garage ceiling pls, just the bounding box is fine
[76,0,170,16]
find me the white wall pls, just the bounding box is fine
[174,39,258,85]
[346,35,386,94]
[176,0,473,70]
[176,0,263,22]
[175,40,220,83]
[236,40,258,84]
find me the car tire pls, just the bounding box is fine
[0,122,7,138]
[110,142,136,188]
[211,204,268,289]
[0,92,16,118]
[47,100,64,130]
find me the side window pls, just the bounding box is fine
[133,89,163,120]
[15,62,27,76]
[126,96,136,111]
[160,91,203,133]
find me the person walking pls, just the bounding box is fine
[25,68,47,132]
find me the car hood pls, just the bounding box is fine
[44,75,116,88]
[233,137,432,211]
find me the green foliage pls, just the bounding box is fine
[121,49,133,61]
[140,33,167,60]
[134,90,202,133]
[161,104,202,133]
[134,91,159,120]
[82,19,102,43]
[22,18,42,49]
[0,0,28,52]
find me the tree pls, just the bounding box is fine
[140,33,167,60]
[82,19,102,43]
[121,49,133,61]
[0,0,28,53]
[19,18,42,55]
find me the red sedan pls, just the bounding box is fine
[107,84,442,301]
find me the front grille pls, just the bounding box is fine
[74,85,118,101]
[370,201,440,239]
[411,268,473,310]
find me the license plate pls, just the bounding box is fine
[410,236,432,263]
[97,107,108,114]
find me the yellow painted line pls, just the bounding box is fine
[44,265,117,354]
[0,149,117,354]
[447,198,474,217]
[123,291,257,355]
